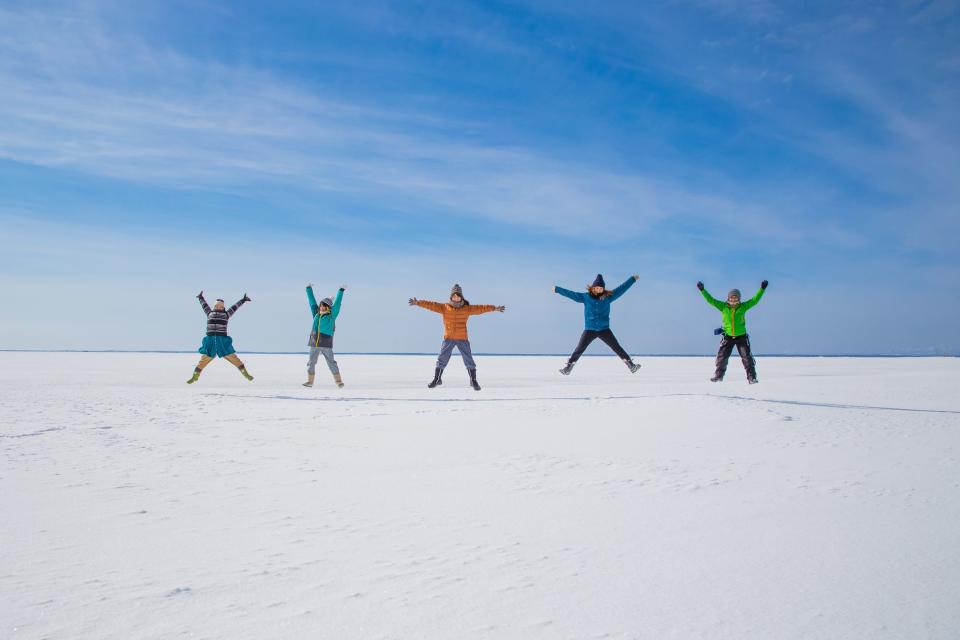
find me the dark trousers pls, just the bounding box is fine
[715,333,757,380]
[568,329,631,363]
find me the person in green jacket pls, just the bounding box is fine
[304,284,346,388]
[697,280,768,383]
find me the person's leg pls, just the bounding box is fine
[713,335,736,381]
[304,347,321,386]
[320,347,343,387]
[430,340,455,387]
[456,341,480,390]
[568,331,599,364]
[436,340,456,370]
[597,329,631,360]
[735,334,758,381]
[187,355,213,383]
[457,340,477,370]
[224,353,254,380]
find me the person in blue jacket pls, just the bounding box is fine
[554,274,641,375]
[304,283,346,388]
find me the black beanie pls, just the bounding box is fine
[591,274,605,288]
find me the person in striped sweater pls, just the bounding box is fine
[409,284,505,390]
[186,291,253,384]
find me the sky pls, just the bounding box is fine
[1,0,958,355]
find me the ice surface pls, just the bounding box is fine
[2,353,959,639]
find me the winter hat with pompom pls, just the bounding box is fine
[591,274,606,288]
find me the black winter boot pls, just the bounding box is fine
[559,361,574,376]
[468,369,481,391]
[428,367,443,388]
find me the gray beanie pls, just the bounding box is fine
[727,289,741,299]
[451,283,463,298]
[320,297,333,307]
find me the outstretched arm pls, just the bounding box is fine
[197,291,211,315]
[227,293,251,317]
[306,285,318,315]
[740,281,767,311]
[467,304,504,315]
[698,284,726,311]
[331,287,345,319]
[554,286,585,303]
[608,275,640,302]
[409,298,445,313]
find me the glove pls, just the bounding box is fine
[340,285,347,291]
[761,280,768,290]
[241,293,251,303]
[196,290,204,299]
[408,298,418,306]
[633,274,640,281]
[496,306,506,312]
[696,281,704,291]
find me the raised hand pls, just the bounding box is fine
[496,306,506,312]
[307,283,312,288]
[696,281,704,291]
[340,285,347,291]
[197,290,204,299]
[633,274,640,281]
[408,297,418,306]
[761,280,769,290]
[242,293,251,302]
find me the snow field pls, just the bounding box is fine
[2,353,959,639]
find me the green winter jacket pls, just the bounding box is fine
[307,286,344,346]
[701,287,764,337]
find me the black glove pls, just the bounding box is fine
[241,293,251,302]
[696,281,704,291]
[196,290,204,300]
[761,280,768,290]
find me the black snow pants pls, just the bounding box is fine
[568,328,631,363]
[715,333,757,380]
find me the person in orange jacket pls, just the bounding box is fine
[408,283,505,390]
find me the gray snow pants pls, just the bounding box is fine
[307,346,340,376]
[436,339,476,370]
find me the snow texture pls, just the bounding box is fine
[2,353,959,639]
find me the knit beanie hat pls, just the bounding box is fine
[450,283,464,298]
[320,297,333,307]
[727,289,741,299]
[591,274,605,288]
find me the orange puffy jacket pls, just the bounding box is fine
[415,300,497,340]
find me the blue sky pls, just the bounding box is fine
[1,0,958,355]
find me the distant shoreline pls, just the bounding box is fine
[0,350,956,358]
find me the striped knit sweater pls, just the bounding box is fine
[199,294,247,336]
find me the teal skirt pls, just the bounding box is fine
[198,335,236,358]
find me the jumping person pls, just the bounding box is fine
[697,280,768,384]
[408,284,505,390]
[187,291,253,384]
[304,283,346,388]
[554,274,642,375]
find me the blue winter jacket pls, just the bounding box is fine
[555,276,637,331]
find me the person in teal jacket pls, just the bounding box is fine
[554,274,641,375]
[697,280,768,383]
[304,284,346,388]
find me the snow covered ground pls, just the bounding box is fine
[2,352,959,639]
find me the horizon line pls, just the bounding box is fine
[0,350,956,358]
